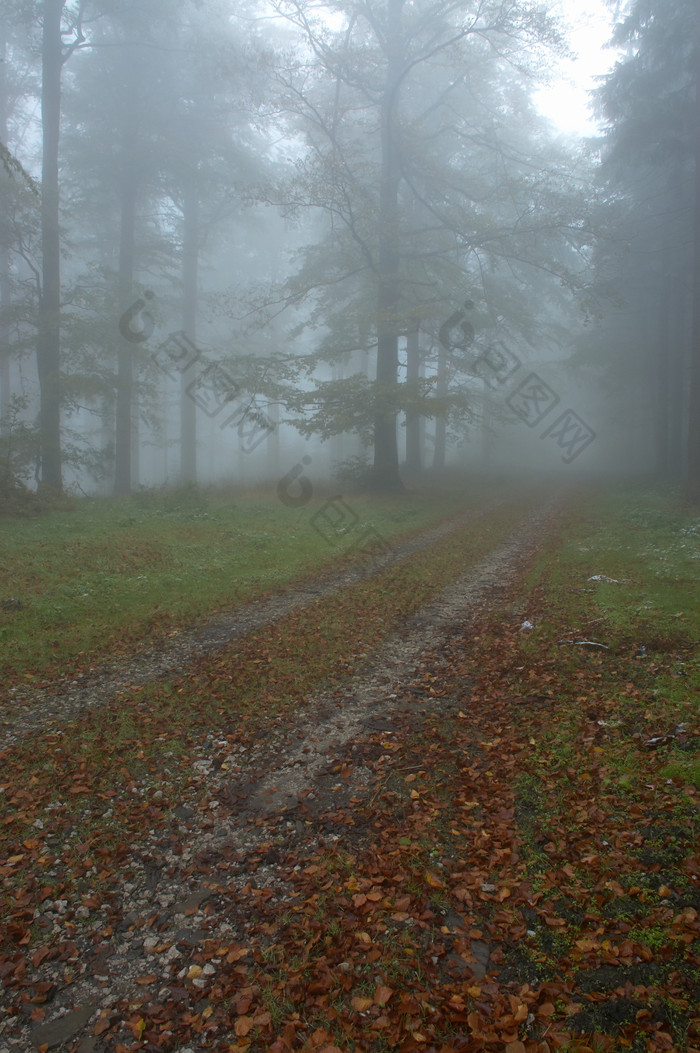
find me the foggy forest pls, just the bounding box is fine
[1,0,698,500]
[2,4,700,1053]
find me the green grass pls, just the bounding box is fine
[0,480,500,681]
[518,482,700,778]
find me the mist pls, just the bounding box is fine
[1,0,699,503]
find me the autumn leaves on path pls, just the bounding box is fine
[1,488,698,1052]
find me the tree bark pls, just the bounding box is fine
[688,27,700,500]
[405,322,421,473]
[654,282,671,477]
[0,25,12,447]
[114,81,139,496]
[371,0,404,492]
[37,0,64,493]
[669,282,689,478]
[180,179,198,484]
[433,341,447,471]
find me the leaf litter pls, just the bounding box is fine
[1,489,698,1053]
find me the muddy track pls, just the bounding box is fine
[0,493,518,749]
[0,494,562,1052]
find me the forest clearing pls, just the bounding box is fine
[0,480,698,1052]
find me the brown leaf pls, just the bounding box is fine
[374,985,393,1006]
[32,947,50,968]
[94,1016,111,1037]
[234,1016,254,1037]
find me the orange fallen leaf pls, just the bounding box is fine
[94,1016,111,1037]
[374,985,393,1006]
[235,1016,254,1037]
[32,947,50,968]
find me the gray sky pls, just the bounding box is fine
[535,0,616,135]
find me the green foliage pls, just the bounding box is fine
[0,394,40,501]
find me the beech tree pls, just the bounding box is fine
[267,0,593,488]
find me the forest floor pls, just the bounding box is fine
[0,480,699,1053]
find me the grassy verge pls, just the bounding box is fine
[0,479,502,682]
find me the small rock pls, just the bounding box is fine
[171,888,213,915]
[31,1005,98,1049]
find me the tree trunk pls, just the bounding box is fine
[37,0,64,493]
[405,322,421,473]
[0,242,11,494]
[114,83,139,496]
[180,180,198,484]
[433,342,447,471]
[0,26,12,448]
[654,283,671,477]
[688,29,700,500]
[669,282,689,477]
[371,0,404,493]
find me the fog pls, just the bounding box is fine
[1,0,698,502]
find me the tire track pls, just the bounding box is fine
[1,491,520,748]
[0,493,563,1052]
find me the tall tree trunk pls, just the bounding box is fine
[114,83,139,496]
[331,361,343,467]
[0,246,11,493]
[37,0,64,493]
[0,25,12,450]
[433,342,447,471]
[669,282,689,477]
[180,180,198,484]
[688,30,700,500]
[405,322,421,473]
[371,0,404,492]
[654,282,671,477]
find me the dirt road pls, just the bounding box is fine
[0,493,562,1052]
